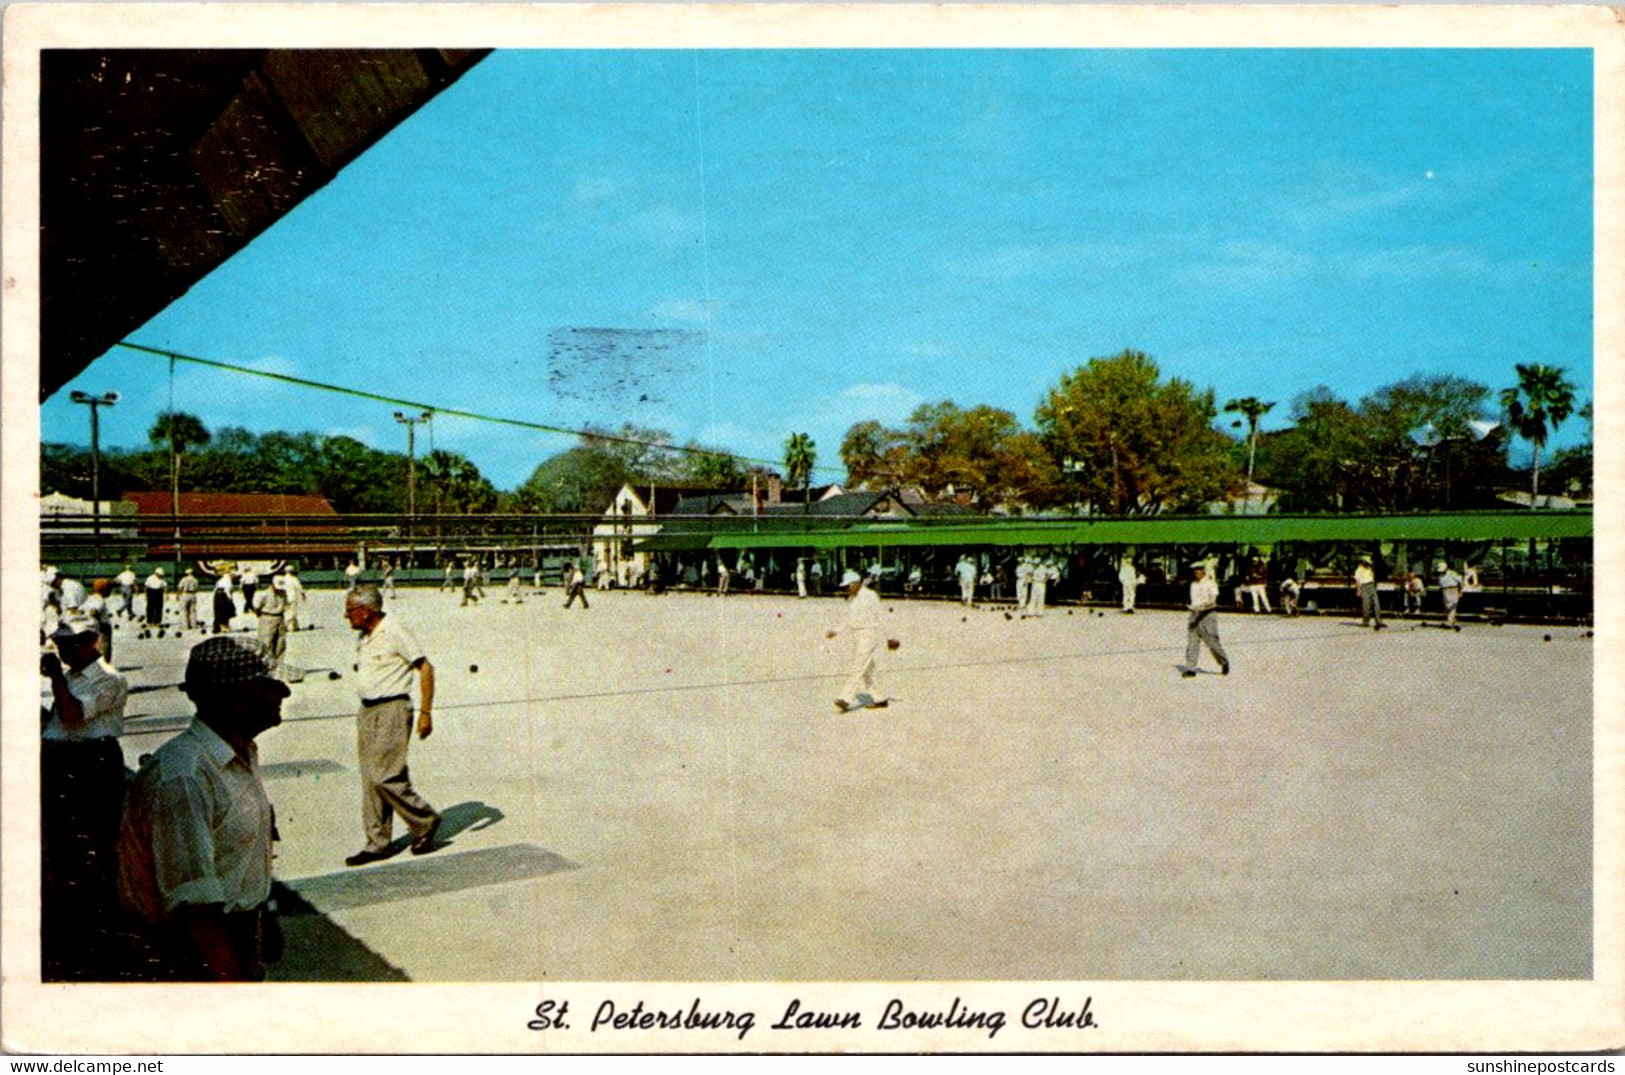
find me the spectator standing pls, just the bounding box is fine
[117,636,287,981]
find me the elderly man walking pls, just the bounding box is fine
[1354,556,1386,630]
[1437,561,1464,630]
[143,567,167,626]
[826,569,890,712]
[117,636,287,980]
[176,568,199,631]
[252,575,290,672]
[343,583,441,866]
[1119,555,1144,614]
[1181,561,1230,678]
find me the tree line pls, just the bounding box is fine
[42,353,1589,517]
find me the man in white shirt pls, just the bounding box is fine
[1015,556,1035,617]
[117,634,287,980]
[41,616,129,978]
[1182,561,1230,678]
[956,556,978,606]
[115,565,138,619]
[213,571,236,633]
[143,567,167,626]
[826,569,889,712]
[1437,561,1464,630]
[175,568,200,631]
[281,567,307,631]
[252,575,290,670]
[343,583,440,866]
[1119,556,1145,614]
[1353,555,1386,630]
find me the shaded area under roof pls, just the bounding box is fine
[636,511,1593,552]
[40,48,490,400]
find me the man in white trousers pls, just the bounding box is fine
[826,569,888,712]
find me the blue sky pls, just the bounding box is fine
[42,48,1594,489]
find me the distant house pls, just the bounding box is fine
[1208,481,1280,516]
[1497,490,1580,511]
[39,492,141,561]
[121,491,348,564]
[592,483,742,580]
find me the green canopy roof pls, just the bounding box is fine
[681,511,1591,551]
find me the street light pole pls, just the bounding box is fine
[69,390,119,558]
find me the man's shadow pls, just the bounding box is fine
[379,800,505,857]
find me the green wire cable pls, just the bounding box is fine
[117,340,834,475]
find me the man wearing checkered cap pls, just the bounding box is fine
[117,635,288,980]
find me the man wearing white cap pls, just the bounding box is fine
[176,568,199,631]
[955,555,978,606]
[41,616,129,978]
[252,574,290,670]
[1119,555,1144,614]
[117,635,287,980]
[115,565,138,619]
[143,567,167,626]
[1182,561,1230,678]
[826,569,888,712]
[1015,555,1035,617]
[282,566,307,631]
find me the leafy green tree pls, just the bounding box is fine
[1222,397,1275,486]
[890,401,1059,508]
[1500,363,1577,504]
[1035,351,1240,515]
[312,435,405,513]
[839,420,904,487]
[678,445,747,487]
[1544,400,1593,499]
[513,445,634,514]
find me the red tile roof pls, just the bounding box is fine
[122,491,339,516]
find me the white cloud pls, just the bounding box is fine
[952,241,1142,282]
[1180,240,1314,289]
[651,297,721,323]
[629,204,702,247]
[811,382,927,429]
[571,175,620,206]
[1335,244,1501,281]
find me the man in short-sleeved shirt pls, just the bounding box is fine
[343,583,440,866]
[117,635,287,980]
[143,568,167,626]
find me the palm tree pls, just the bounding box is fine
[148,411,211,518]
[420,449,496,515]
[783,432,817,512]
[1499,363,1576,506]
[1223,397,1276,486]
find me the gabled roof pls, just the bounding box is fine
[616,484,741,515]
[805,490,917,518]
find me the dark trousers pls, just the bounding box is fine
[41,738,126,980]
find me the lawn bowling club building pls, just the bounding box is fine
[629,507,1592,624]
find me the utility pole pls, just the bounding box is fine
[69,390,119,559]
[395,411,432,566]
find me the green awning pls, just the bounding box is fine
[702,511,1591,550]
